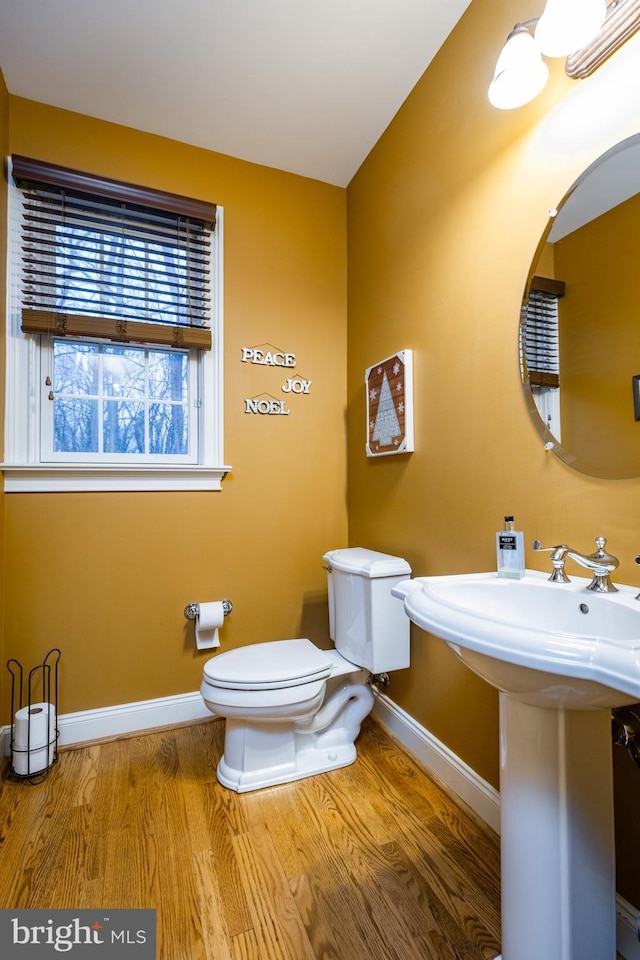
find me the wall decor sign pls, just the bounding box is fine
[241,344,296,367]
[282,377,312,394]
[365,350,414,457]
[241,343,312,415]
[244,393,290,416]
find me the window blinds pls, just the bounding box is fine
[12,155,217,351]
[522,275,565,388]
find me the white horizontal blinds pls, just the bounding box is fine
[12,155,216,351]
[522,276,565,388]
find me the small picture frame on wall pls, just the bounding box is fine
[365,350,414,457]
[633,374,640,421]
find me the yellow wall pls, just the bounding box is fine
[346,0,640,903]
[2,96,348,716]
[535,241,556,281]
[554,194,640,474]
[4,0,640,908]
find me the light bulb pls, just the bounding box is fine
[488,27,550,110]
[535,0,607,57]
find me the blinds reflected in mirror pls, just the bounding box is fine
[521,275,565,442]
[522,276,566,387]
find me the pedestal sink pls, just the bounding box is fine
[392,570,640,960]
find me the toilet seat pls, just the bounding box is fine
[203,638,332,691]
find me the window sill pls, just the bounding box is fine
[0,463,232,493]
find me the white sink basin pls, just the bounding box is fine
[393,569,640,708]
[394,568,640,958]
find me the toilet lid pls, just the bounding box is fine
[202,638,332,690]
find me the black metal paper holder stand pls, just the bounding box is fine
[6,648,60,783]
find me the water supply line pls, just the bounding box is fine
[369,672,390,688]
[612,706,640,769]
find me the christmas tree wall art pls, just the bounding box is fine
[365,350,414,457]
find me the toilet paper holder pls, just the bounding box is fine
[184,600,233,620]
[6,647,60,783]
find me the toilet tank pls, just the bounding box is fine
[323,547,412,673]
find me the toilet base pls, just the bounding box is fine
[217,737,357,793]
[214,675,374,793]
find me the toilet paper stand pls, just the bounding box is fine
[6,647,60,783]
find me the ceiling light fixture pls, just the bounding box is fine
[489,0,640,109]
[535,0,607,57]
[488,22,549,110]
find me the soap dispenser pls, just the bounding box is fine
[496,516,525,579]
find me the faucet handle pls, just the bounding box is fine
[532,540,571,582]
[532,540,568,554]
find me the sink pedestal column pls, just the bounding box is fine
[497,693,616,960]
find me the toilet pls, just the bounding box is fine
[200,547,411,792]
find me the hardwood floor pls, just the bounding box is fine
[0,717,502,959]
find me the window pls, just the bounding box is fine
[3,157,229,492]
[47,340,194,459]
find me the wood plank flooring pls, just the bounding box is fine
[0,717,502,959]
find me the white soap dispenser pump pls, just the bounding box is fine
[496,515,525,579]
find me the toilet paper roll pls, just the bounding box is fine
[13,702,56,776]
[195,601,225,650]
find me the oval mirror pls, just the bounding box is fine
[520,133,640,479]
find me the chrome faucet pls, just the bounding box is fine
[532,536,619,592]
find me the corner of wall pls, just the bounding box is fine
[0,66,11,721]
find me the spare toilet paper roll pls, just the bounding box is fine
[195,601,225,650]
[13,701,56,776]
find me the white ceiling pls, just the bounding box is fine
[0,0,472,187]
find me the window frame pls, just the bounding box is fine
[2,167,229,493]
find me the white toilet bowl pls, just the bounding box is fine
[200,547,411,793]
[200,638,374,792]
